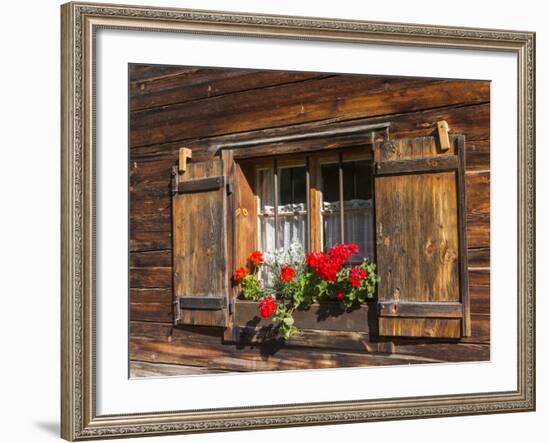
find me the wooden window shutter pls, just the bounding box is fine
[171,158,229,327]
[374,134,471,338]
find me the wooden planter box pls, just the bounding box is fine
[233,299,376,332]
[225,300,395,352]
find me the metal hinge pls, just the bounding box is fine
[173,299,182,324]
[170,165,179,196]
[226,182,234,195]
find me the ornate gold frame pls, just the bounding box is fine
[61,2,536,440]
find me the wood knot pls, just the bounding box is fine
[424,240,434,255]
[392,287,400,301]
[444,248,458,262]
[381,141,396,159]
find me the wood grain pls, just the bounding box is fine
[131,302,173,322]
[130,336,441,372]
[128,66,491,373]
[131,103,490,169]
[130,267,172,289]
[234,161,257,269]
[172,160,227,299]
[376,170,460,303]
[131,67,327,111]
[130,78,489,147]
[378,318,462,339]
[130,321,489,373]
[130,250,172,267]
[130,360,229,377]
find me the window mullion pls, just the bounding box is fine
[338,152,345,243]
[306,156,311,252]
[273,159,279,250]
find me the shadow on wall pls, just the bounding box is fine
[33,421,59,437]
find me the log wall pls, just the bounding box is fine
[129,65,490,376]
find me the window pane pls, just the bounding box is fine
[321,159,374,261]
[321,162,340,251]
[347,160,374,261]
[257,164,307,288]
[321,163,339,202]
[354,161,373,200]
[280,166,307,205]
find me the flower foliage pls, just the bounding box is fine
[233,241,379,340]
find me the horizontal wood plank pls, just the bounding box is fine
[131,302,173,322]
[467,247,490,268]
[130,78,489,148]
[378,318,462,338]
[130,250,172,267]
[130,231,171,252]
[177,176,224,193]
[131,68,327,111]
[466,171,490,248]
[130,336,441,372]
[130,321,489,373]
[378,301,463,318]
[130,360,230,377]
[375,155,458,175]
[130,267,172,288]
[130,288,172,304]
[469,314,490,343]
[130,103,490,170]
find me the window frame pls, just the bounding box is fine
[240,146,375,259]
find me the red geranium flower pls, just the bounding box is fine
[349,267,367,287]
[248,250,264,266]
[259,295,277,318]
[279,265,295,282]
[316,256,339,282]
[336,292,344,300]
[305,251,324,268]
[328,243,359,265]
[233,267,249,283]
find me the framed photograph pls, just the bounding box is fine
[61,1,535,440]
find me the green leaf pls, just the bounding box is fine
[283,316,294,326]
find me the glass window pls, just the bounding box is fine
[321,159,374,261]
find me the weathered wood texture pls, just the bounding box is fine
[375,171,460,302]
[129,65,490,374]
[234,162,257,269]
[172,159,228,327]
[130,361,228,377]
[374,136,468,338]
[130,321,489,374]
[130,77,488,147]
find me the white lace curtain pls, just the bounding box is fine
[257,168,374,261]
[322,199,374,261]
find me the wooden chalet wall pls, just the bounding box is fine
[129,65,490,377]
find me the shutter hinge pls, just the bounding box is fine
[173,299,182,325]
[226,182,234,195]
[171,165,179,196]
[228,298,234,316]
